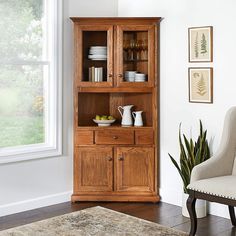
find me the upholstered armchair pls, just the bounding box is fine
[187,107,236,236]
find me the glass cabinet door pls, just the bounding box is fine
[116,25,155,87]
[75,25,113,87]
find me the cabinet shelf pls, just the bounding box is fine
[76,92,153,127]
[124,59,148,63]
[87,59,107,62]
[76,125,153,130]
[77,87,153,93]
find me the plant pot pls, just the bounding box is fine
[182,192,207,218]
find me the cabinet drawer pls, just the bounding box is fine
[75,131,94,145]
[135,129,153,144]
[95,130,134,145]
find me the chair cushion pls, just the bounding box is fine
[188,175,236,200]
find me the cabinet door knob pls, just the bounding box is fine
[119,156,124,161]
[107,156,113,161]
[108,74,113,78]
[118,74,123,78]
[113,136,118,139]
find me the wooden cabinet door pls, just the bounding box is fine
[74,24,113,87]
[116,25,156,87]
[116,147,154,192]
[74,147,113,192]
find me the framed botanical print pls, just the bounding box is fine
[188,26,213,62]
[189,68,213,103]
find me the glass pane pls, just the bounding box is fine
[82,31,107,82]
[0,0,45,62]
[123,31,148,83]
[0,65,46,148]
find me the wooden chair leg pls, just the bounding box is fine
[228,205,236,226]
[187,195,197,236]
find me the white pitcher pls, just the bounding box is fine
[118,105,134,126]
[132,111,143,127]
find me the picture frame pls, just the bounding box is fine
[188,26,213,62]
[188,67,213,103]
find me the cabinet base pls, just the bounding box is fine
[71,194,160,203]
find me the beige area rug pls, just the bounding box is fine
[0,206,188,236]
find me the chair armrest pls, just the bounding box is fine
[190,150,233,183]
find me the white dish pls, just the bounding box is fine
[90,47,107,50]
[125,75,135,77]
[125,71,137,77]
[135,73,146,79]
[89,50,107,54]
[93,119,116,127]
[90,58,107,61]
[88,54,107,58]
[125,77,135,82]
[90,46,107,49]
[89,46,107,55]
[88,55,107,59]
[90,52,107,56]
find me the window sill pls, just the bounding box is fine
[0,143,62,164]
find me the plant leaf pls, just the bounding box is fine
[168,121,211,194]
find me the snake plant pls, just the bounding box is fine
[168,120,210,194]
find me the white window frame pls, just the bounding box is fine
[0,0,62,164]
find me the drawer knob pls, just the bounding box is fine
[113,136,118,139]
[107,156,113,161]
[119,156,124,161]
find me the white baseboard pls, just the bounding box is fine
[159,187,182,206]
[0,189,231,219]
[209,202,230,219]
[159,187,230,219]
[0,191,72,217]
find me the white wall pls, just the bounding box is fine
[1,0,235,220]
[0,0,118,217]
[118,0,236,218]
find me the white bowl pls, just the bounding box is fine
[88,54,107,59]
[89,49,107,54]
[93,119,116,126]
[135,73,146,79]
[125,71,137,77]
[90,46,107,49]
[125,77,135,82]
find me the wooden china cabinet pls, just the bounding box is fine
[71,17,161,202]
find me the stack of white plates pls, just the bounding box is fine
[88,46,107,60]
[135,73,146,82]
[125,71,137,82]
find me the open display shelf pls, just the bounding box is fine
[71,17,161,203]
[77,93,153,127]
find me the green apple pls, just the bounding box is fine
[108,115,114,120]
[95,115,101,120]
[101,115,108,120]
[101,117,107,120]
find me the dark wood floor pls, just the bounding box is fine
[0,202,235,236]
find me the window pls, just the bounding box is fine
[0,0,62,163]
